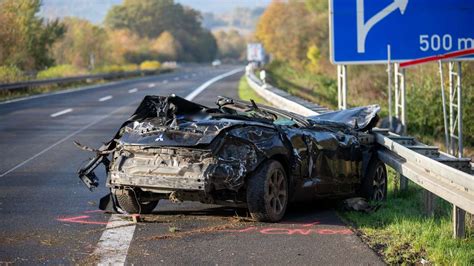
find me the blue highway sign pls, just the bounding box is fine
[330,0,474,64]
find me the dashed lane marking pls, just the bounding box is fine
[99,95,113,102]
[50,108,73,118]
[128,88,138,93]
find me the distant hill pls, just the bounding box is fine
[202,7,265,34]
[40,0,122,24]
[40,0,267,32]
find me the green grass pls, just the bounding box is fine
[237,75,270,105]
[339,169,474,265]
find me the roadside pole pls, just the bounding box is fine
[337,65,347,110]
[448,61,466,238]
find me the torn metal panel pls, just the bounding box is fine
[308,105,380,131]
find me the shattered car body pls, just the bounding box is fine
[77,95,387,222]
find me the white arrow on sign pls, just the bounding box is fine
[357,0,409,53]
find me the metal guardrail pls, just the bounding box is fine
[0,69,169,91]
[245,66,474,238]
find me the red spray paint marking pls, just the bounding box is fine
[57,215,109,225]
[223,220,352,236]
[57,209,109,225]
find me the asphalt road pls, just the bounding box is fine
[0,64,383,265]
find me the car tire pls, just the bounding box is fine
[247,160,288,222]
[361,158,387,201]
[114,188,159,214]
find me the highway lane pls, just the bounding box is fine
[0,65,240,263]
[0,65,383,265]
[0,65,235,176]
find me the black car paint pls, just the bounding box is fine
[77,95,379,208]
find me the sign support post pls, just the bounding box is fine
[394,63,409,190]
[448,61,465,238]
[337,65,347,110]
[387,46,393,129]
[438,61,450,151]
[394,63,406,134]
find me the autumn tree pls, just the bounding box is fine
[151,31,182,61]
[256,0,329,70]
[214,30,246,60]
[106,29,145,65]
[0,0,65,70]
[105,0,217,62]
[52,18,108,69]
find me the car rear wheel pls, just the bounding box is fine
[113,188,159,214]
[361,158,387,201]
[247,160,288,222]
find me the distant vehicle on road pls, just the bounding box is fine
[77,95,387,222]
[211,59,221,67]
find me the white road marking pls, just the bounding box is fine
[0,103,132,178]
[162,80,168,84]
[93,215,136,265]
[92,67,243,265]
[99,95,113,102]
[128,88,138,93]
[174,77,180,81]
[185,68,243,101]
[50,108,73,118]
[148,83,155,88]
[192,73,197,77]
[184,75,189,79]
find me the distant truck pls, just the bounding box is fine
[247,43,266,64]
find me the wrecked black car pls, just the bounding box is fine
[77,95,387,222]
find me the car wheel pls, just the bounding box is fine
[361,158,387,201]
[247,160,288,222]
[113,188,159,214]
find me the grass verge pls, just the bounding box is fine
[237,75,270,105]
[339,169,473,264]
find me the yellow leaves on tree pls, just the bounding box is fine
[256,0,330,71]
[306,44,321,72]
[107,29,143,64]
[151,31,182,61]
[52,18,108,69]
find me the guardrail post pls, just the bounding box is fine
[399,176,408,190]
[423,190,436,216]
[453,206,466,238]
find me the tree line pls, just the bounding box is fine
[0,0,249,82]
